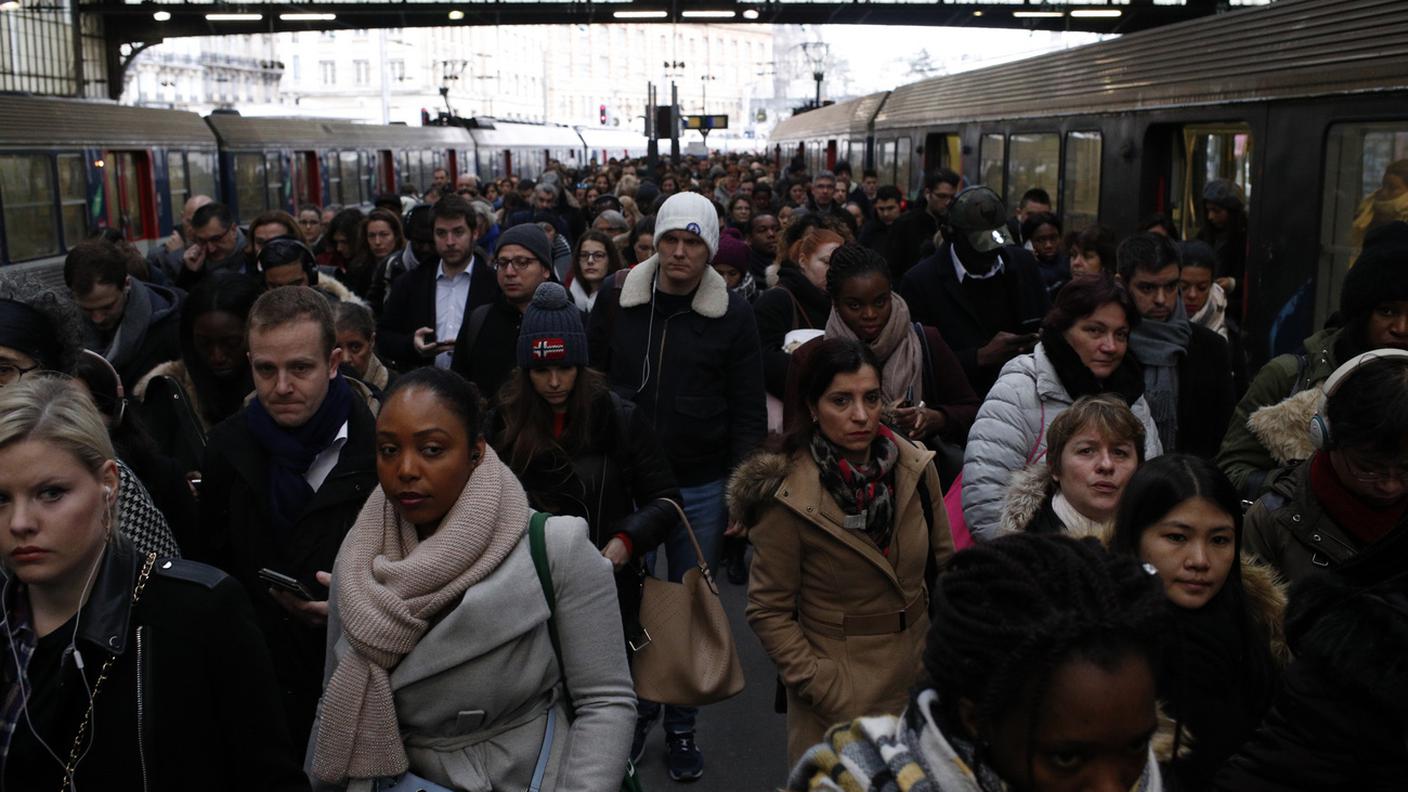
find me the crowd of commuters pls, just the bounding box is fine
[2,148,1407,792]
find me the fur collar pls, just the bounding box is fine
[620,253,730,318]
[1247,387,1322,466]
[318,275,368,308]
[1000,463,1053,535]
[726,449,792,526]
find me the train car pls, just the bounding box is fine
[460,119,584,182]
[0,95,218,281]
[776,0,1408,364]
[205,113,472,223]
[575,125,650,165]
[769,92,890,177]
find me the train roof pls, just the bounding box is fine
[467,121,584,149]
[575,125,649,153]
[770,91,889,143]
[869,0,1408,130]
[0,95,216,148]
[205,113,472,150]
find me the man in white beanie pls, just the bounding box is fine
[588,190,766,781]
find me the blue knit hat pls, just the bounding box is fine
[517,282,588,369]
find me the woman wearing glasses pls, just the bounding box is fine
[568,230,623,316]
[1244,350,1408,584]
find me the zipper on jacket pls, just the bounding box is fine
[651,320,671,420]
[136,625,149,792]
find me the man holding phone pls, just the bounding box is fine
[377,194,500,370]
[898,186,1051,397]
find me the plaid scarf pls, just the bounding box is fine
[810,425,900,551]
[0,582,36,767]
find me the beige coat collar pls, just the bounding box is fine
[619,253,730,318]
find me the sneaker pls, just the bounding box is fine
[630,708,660,765]
[666,731,704,782]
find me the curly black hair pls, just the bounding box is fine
[824,243,892,300]
[925,534,1167,742]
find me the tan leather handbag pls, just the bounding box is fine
[632,499,746,706]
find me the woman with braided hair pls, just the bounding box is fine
[734,337,953,767]
[788,533,1168,792]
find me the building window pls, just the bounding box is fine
[291,55,301,82]
[319,60,336,86]
[390,60,405,81]
[354,60,370,86]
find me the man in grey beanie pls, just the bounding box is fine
[449,222,559,402]
[586,190,766,781]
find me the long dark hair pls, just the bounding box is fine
[180,272,261,424]
[571,229,623,293]
[776,337,880,455]
[494,365,610,474]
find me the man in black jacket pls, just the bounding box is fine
[884,167,960,281]
[197,286,376,756]
[858,184,904,254]
[898,186,1051,397]
[449,222,555,402]
[745,212,780,282]
[376,194,499,371]
[1118,232,1235,457]
[588,191,765,781]
[64,238,183,391]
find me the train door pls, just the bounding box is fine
[924,132,961,174]
[1154,123,1253,239]
[291,150,320,207]
[447,149,458,183]
[826,140,837,171]
[505,149,514,178]
[99,150,157,242]
[377,150,394,196]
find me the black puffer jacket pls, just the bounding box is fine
[1,538,309,792]
[1215,568,1408,790]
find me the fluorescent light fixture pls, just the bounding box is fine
[447,9,464,19]
[0,1,21,11]
[1070,8,1121,17]
[1012,10,1064,17]
[681,9,735,17]
[742,8,759,19]
[153,10,171,20]
[613,9,668,18]
[280,12,336,21]
[205,13,263,21]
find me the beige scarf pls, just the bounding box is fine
[312,447,530,783]
[1051,490,1113,542]
[825,291,926,405]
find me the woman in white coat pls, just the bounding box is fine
[309,367,635,792]
[962,276,1162,540]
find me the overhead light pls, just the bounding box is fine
[205,13,262,21]
[152,9,170,20]
[681,9,735,18]
[447,9,464,20]
[1012,10,1065,18]
[972,9,983,15]
[280,12,336,21]
[613,9,668,19]
[742,8,759,20]
[0,1,21,11]
[1070,8,1122,17]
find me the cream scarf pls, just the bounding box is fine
[312,447,530,783]
[824,291,926,405]
[1051,490,1112,542]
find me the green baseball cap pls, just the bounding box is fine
[949,186,1013,253]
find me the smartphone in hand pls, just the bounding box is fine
[258,568,315,601]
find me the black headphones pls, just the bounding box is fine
[256,235,319,284]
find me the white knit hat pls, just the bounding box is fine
[654,192,720,262]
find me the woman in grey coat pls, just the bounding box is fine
[309,368,635,792]
[963,277,1162,540]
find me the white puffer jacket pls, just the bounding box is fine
[960,343,1162,541]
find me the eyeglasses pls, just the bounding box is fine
[194,224,233,247]
[0,362,42,386]
[492,256,541,272]
[1340,452,1408,484]
[578,250,608,262]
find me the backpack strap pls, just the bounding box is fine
[527,511,574,720]
[1288,350,1311,396]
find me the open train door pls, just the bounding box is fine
[291,150,320,207]
[99,150,158,242]
[826,139,837,171]
[378,150,395,196]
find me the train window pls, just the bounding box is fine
[896,137,913,198]
[1006,133,1059,214]
[234,154,267,217]
[58,154,88,250]
[326,153,342,207]
[188,153,217,201]
[876,140,895,186]
[0,154,59,262]
[265,153,284,213]
[1062,131,1102,232]
[1317,122,1408,328]
[339,151,361,205]
[168,153,188,221]
[980,134,1006,197]
[1175,124,1253,239]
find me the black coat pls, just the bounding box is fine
[2,538,308,792]
[898,242,1051,397]
[753,266,832,398]
[588,264,766,487]
[1215,570,1408,791]
[108,282,184,392]
[1175,324,1238,458]
[858,219,892,255]
[194,396,377,753]
[375,251,499,371]
[449,296,524,404]
[883,209,939,281]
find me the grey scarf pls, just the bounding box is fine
[1129,300,1192,450]
[89,279,154,372]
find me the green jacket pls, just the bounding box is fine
[1243,458,1361,585]
[1216,328,1343,498]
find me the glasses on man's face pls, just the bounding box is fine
[578,250,608,263]
[492,256,540,272]
[194,224,233,248]
[0,362,42,386]
[1341,452,1408,484]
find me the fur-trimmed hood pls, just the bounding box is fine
[619,253,730,319]
[999,463,1053,535]
[1247,387,1322,466]
[316,275,368,308]
[726,449,791,526]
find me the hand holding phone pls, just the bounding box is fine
[258,568,314,601]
